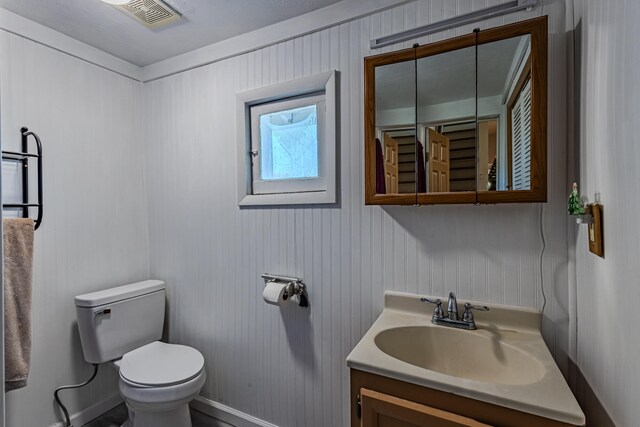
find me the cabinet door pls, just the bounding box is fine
[360,388,492,427]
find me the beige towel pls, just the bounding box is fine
[3,218,34,392]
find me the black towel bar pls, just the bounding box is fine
[2,127,43,230]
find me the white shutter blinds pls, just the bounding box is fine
[511,78,532,190]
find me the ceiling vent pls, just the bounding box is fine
[117,0,181,29]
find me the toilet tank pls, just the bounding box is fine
[75,280,166,364]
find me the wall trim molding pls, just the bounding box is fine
[0,8,141,81]
[190,396,279,427]
[48,393,123,427]
[0,0,410,84]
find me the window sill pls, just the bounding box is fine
[238,189,336,207]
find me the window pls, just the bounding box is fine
[250,95,325,195]
[236,71,337,205]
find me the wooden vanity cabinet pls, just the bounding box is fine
[351,369,577,427]
[360,388,490,426]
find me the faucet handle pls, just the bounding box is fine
[462,302,489,323]
[464,302,489,311]
[420,298,444,319]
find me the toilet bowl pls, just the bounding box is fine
[75,280,205,427]
[115,341,205,427]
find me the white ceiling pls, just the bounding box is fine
[0,0,343,66]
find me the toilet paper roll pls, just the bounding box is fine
[262,282,288,306]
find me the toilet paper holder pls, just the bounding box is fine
[261,273,309,307]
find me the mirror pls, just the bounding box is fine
[364,16,547,205]
[416,45,476,195]
[477,34,532,193]
[374,58,416,197]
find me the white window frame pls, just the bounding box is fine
[236,70,337,206]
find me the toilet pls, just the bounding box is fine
[75,280,205,427]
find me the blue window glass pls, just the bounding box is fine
[259,104,318,180]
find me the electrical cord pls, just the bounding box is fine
[54,364,99,427]
[539,203,547,315]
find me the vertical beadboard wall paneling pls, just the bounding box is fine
[144,1,570,426]
[545,0,571,371]
[0,31,149,426]
[570,0,640,425]
[0,28,4,427]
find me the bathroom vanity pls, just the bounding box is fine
[346,292,585,427]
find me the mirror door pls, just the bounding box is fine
[366,50,417,204]
[415,37,477,204]
[477,34,532,193]
[476,18,547,203]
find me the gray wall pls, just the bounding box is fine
[0,0,585,425]
[0,32,149,426]
[570,0,640,425]
[143,1,571,426]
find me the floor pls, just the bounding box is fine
[83,403,233,427]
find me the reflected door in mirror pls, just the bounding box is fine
[383,134,399,193]
[428,128,450,192]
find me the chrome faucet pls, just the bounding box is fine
[420,292,489,330]
[447,291,458,320]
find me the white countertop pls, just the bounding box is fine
[346,291,585,426]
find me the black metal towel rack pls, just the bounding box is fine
[2,127,43,230]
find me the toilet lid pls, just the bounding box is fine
[120,341,204,386]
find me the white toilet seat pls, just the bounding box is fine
[120,368,206,408]
[117,341,206,426]
[120,341,204,387]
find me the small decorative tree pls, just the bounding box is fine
[568,182,585,215]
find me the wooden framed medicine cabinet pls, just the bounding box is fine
[364,16,547,205]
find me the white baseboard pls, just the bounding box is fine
[46,392,275,427]
[49,393,123,427]
[190,396,279,427]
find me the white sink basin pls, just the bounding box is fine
[346,291,585,426]
[374,326,545,385]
